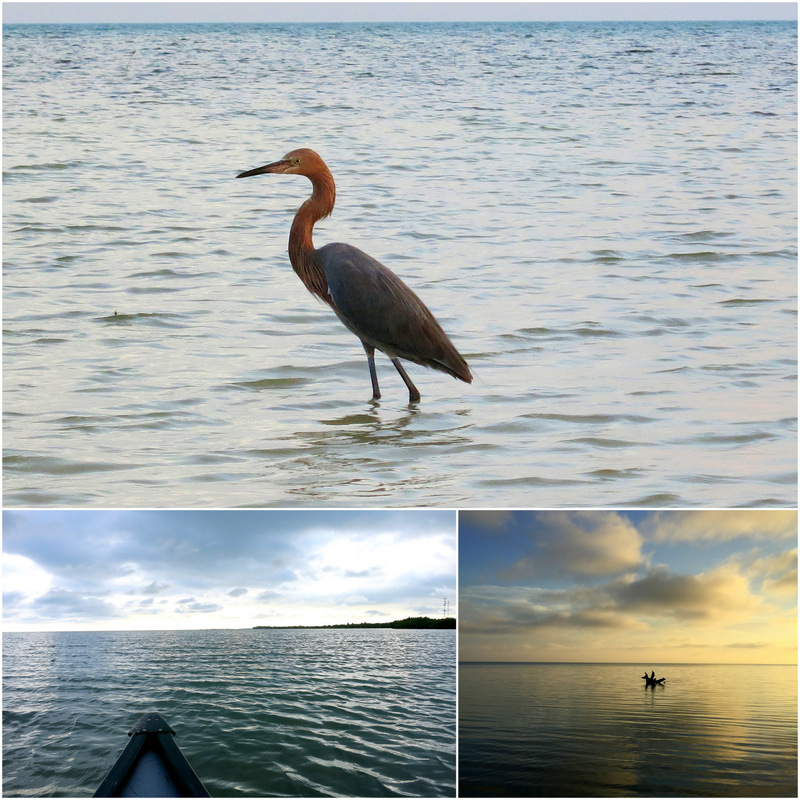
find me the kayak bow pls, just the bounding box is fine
[94,712,210,797]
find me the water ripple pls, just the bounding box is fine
[2,20,796,507]
[4,630,456,797]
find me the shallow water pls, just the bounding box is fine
[459,662,798,797]
[2,628,456,797]
[3,21,796,507]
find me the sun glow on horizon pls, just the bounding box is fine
[459,511,797,666]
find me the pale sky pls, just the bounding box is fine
[2,1,797,24]
[459,510,797,664]
[2,509,457,631]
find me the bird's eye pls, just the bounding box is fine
[293,158,301,166]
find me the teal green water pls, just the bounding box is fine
[3,629,456,797]
[460,662,797,796]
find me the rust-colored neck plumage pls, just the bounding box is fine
[288,166,336,302]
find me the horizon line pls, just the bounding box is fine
[3,617,458,634]
[4,18,796,25]
[459,660,798,666]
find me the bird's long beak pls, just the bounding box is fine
[236,159,290,179]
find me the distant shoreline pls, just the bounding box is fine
[254,616,456,630]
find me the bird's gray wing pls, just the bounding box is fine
[316,242,465,376]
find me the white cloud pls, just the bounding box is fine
[740,548,798,602]
[459,511,797,664]
[501,511,644,579]
[343,595,369,606]
[142,581,170,595]
[2,510,456,631]
[2,553,53,599]
[175,600,224,614]
[642,510,797,543]
[463,559,769,637]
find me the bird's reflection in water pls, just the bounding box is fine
[274,405,472,500]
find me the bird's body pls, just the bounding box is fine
[236,148,471,402]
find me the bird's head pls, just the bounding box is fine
[236,148,328,179]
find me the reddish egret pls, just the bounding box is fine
[236,148,472,403]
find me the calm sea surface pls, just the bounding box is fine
[3,21,797,508]
[2,629,456,797]
[459,662,798,797]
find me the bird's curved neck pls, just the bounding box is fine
[289,170,336,300]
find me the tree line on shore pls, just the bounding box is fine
[254,616,456,630]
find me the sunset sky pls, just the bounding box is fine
[459,510,797,664]
[3,509,456,631]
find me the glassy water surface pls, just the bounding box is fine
[3,629,456,797]
[459,662,798,797]
[3,21,796,507]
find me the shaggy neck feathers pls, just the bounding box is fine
[288,169,336,303]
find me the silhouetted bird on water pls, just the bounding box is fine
[236,148,472,403]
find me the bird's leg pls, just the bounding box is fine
[362,342,381,401]
[391,358,421,403]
